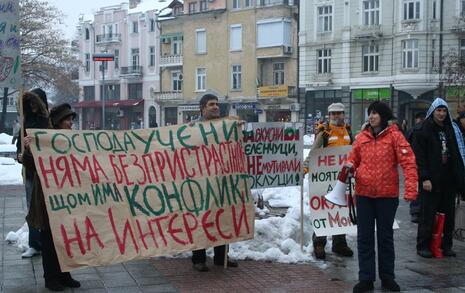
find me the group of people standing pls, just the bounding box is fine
[305,97,465,293]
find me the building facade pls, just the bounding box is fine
[76,2,166,130]
[149,0,299,125]
[300,0,465,132]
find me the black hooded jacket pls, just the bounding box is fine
[16,90,50,179]
[411,101,464,193]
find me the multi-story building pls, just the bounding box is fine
[149,0,299,125]
[300,0,465,132]
[76,2,167,130]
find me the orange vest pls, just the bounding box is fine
[326,124,352,147]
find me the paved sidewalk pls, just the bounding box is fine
[1,184,465,292]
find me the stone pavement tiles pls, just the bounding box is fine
[3,183,465,292]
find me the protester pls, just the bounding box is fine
[16,88,50,258]
[11,119,20,145]
[191,94,239,272]
[346,101,418,293]
[23,103,80,291]
[406,111,426,223]
[303,103,354,260]
[411,98,464,259]
[454,111,465,141]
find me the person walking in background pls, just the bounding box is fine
[406,111,426,223]
[412,98,464,259]
[303,103,354,260]
[347,102,418,292]
[16,88,50,258]
[191,94,238,272]
[11,119,20,145]
[23,103,80,291]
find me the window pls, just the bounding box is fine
[231,65,242,90]
[85,53,90,72]
[128,83,143,99]
[432,1,437,19]
[150,19,155,32]
[245,0,253,7]
[132,21,138,33]
[257,18,291,48]
[196,29,207,54]
[317,49,331,73]
[460,39,465,59]
[200,0,208,11]
[196,68,206,91]
[403,1,420,20]
[189,2,197,14]
[462,0,465,17]
[172,71,182,91]
[317,6,332,33]
[114,49,119,69]
[362,44,379,72]
[149,46,155,67]
[432,39,436,67]
[233,0,240,9]
[172,38,182,55]
[402,39,419,69]
[83,86,95,101]
[99,62,108,71]
[273,63,284,85]
[100,84,120,100]
[363,0,379,25]
[174,6,183,16]
[230,25,242,51]
[85,28,90,40]
[131,48,140,68]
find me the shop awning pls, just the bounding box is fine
[74,99,144,108]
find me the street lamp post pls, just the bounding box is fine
[93,53,115,130]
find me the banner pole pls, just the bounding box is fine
[18,86,25,184]
[300,181,304,252]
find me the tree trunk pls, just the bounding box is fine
[0,88,8,133]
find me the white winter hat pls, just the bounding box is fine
[328,102,345,112]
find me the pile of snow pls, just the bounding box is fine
[0,158,22,185]
[0,133,13,145]
[5,223,29,252]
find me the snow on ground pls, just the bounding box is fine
[0,133,13,144]
[5,223,29,253]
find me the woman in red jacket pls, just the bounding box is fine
[348,102,418,293]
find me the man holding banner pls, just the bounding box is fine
[191,94,239,272]
[304,103,354,260]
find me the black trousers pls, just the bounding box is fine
[192,245,226,265]
[356,196,398,282]
[312,233,347,248]
[41,229,71,282]
[417,187,456,251]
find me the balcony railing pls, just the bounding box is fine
[96,34,121,43]
[352,25,382,39]
[151,91,183,102]
[257,0,290,7]
[120,66,143,77]
[160,55,183,67]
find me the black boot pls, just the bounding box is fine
[45,279,65,292]
[381,279,400,292]
[353,281,373,293]
[60,274,81,288]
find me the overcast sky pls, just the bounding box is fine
[47,0,125,40]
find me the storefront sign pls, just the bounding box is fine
[234,103,256,110]
[352,88,390,100]
[178,105,200,111]
[28,120,254,271]
[258,85,288,97]
[243,122,303,189]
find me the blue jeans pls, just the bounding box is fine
[356,196,398,282]
[25,179,41,251]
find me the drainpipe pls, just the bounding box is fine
[296,0,301,123]
[439,0,444,97]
